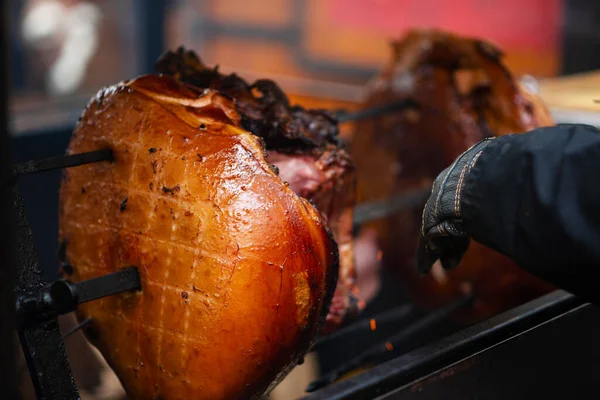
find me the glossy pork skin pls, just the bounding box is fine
[58,75,338,400]
[351,29,555,323]
[155,48,359,333]
[267,150,357,333]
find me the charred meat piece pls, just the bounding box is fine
[59,75,339,399]
[350,29,555,323]
[156,48,359,333]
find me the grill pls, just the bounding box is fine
[4,6,600,399]
[304,291,600,400]
[3,87,436,400]
[8,113,600,400]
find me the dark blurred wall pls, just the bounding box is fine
[166,0,564,83]
[562,0,600,74]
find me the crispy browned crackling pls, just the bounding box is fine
[58,75,339,400]
[350,29,555,323]
[156,48,359,333]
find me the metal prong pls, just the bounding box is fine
[75,266,141,305]
[62,318,93,340]
[335,100,419,124]
[17,267,142,320]
[352,188,431,227]
[11,148,113,179]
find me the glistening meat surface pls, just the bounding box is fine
[156,48,360,333]
[350,29,555,323]
[59,74,339,400]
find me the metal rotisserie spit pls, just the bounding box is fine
[5,7,600,400]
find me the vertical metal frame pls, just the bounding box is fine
[134,0,169,74]
[0,0,17,398]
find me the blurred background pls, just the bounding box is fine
[9,0,600,136]
[7,0,600,399]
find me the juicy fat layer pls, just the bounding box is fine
[59,75,338,400]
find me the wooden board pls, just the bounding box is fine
[538,71,600,111]
[538,70,600,126]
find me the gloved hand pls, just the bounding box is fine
[417,137,495,273]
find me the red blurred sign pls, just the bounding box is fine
[327,0,562,51]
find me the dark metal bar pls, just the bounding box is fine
[311,304,415,353]
[12,187,79,399]
[302,290,581,400]
[11,148,113,179]
[12,130,73,281]
[377,301,600,399]
[0,1,17,397]
[335,100,420,124]
[135,0,168,74]
[75,267,141,304]
[353,188,431,226]
[306,294,473,393]
[17,267,142,319]
[8,0,26,90]
[13,178,139,399]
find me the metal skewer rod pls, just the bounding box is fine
[352,188,431,226]
[335,99,420,123]
[73,266,142,305]
[16,267,143,319]
[62,318,93,340]
[11,148,114,179]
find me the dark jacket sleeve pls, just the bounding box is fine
[461,124,600,300]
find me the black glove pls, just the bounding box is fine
[417,137,495,273]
